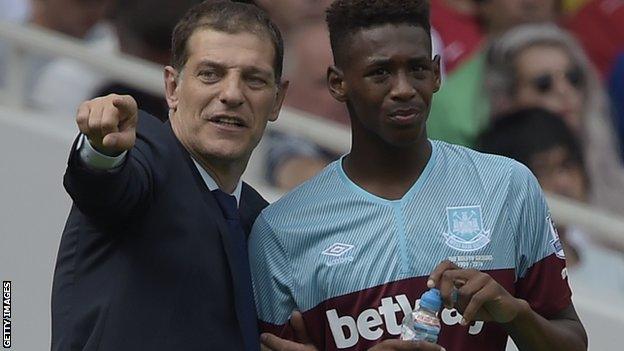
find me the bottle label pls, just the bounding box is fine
[415,313,441,328]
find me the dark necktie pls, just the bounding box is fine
[211,189,259,351]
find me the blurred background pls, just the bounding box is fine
[0,0,623,349]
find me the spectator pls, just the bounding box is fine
[29,0,114,39]
[608,52,624,161]
[478,107,624,293]
[431,0,483,73]
[283,22,349,126]
[31,0,199,119]
[0,0,116,105]
[478,108,589,266]
[474,0,560,36]
[427,0,560,147]
[266,21,349,190]
[91,0,199,121]
[252,0,333,33]
[485,23,624,215]
[564,0,624,79]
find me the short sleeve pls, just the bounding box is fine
[508,162,572,318]
[248,213,297,337]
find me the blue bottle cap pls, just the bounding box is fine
[420,288,442,312]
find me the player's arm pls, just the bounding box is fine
[64,94,154,222]
[428,261,587,351]
[503,302,586,351]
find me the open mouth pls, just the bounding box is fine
[209,114,247,128]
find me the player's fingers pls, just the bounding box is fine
[439,268,482,309]
[455,273,489,316]
[76,102,91,135]
[439,269,457,309]
[112,94,138,121]
[458,288,490,326]
[289,311,312,344]
[427,260,459,289]
[260,333,310,351]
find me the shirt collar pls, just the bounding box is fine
[192,159,242,206]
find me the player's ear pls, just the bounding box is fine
[328,65,347,102]
[432,55,441,93]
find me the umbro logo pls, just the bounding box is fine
[322,243,355,267]
[322,243,354,257]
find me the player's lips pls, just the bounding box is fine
[208,113,248,130]
[386,107,421,125]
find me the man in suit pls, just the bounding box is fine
[51,1,288,350]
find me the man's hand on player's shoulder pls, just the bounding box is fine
[260,311,317,351]
[427,260,527,326]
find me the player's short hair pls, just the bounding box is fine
[325,0,431,67]
[171,0,284,82]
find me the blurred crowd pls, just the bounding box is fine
[1,0,623,290]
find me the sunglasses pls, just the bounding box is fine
[529,67,584,94]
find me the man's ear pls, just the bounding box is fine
[432,55,442,93]
[268,80,290,122]
[327,65,347,102]
[164,66,180,111]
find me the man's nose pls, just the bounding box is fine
[219,74,245,108]
[390,72,416,102]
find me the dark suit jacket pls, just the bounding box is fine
[51,111,268,351]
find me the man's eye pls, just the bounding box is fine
[370,68,390,77]
[199,71,220,82]
[412,65,428,73]
[247,77,268,88]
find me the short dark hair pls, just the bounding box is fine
[171,0,284,82]
[325,0,431,67]
[477,107,586,175]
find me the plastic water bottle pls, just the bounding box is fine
[400,288,442,343]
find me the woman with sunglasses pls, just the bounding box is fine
[484,23,624,216]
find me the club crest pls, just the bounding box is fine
[443,206,491,252]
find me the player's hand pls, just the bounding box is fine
[260,311,318,351]
[369,339,446,351]
[427,260,527,326]
[76,94,138,156]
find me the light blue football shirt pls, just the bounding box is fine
[249,140,570,351]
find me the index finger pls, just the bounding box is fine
[111,95,138,120]
[427,260,460,289]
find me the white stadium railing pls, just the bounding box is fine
[1,21,622,351]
